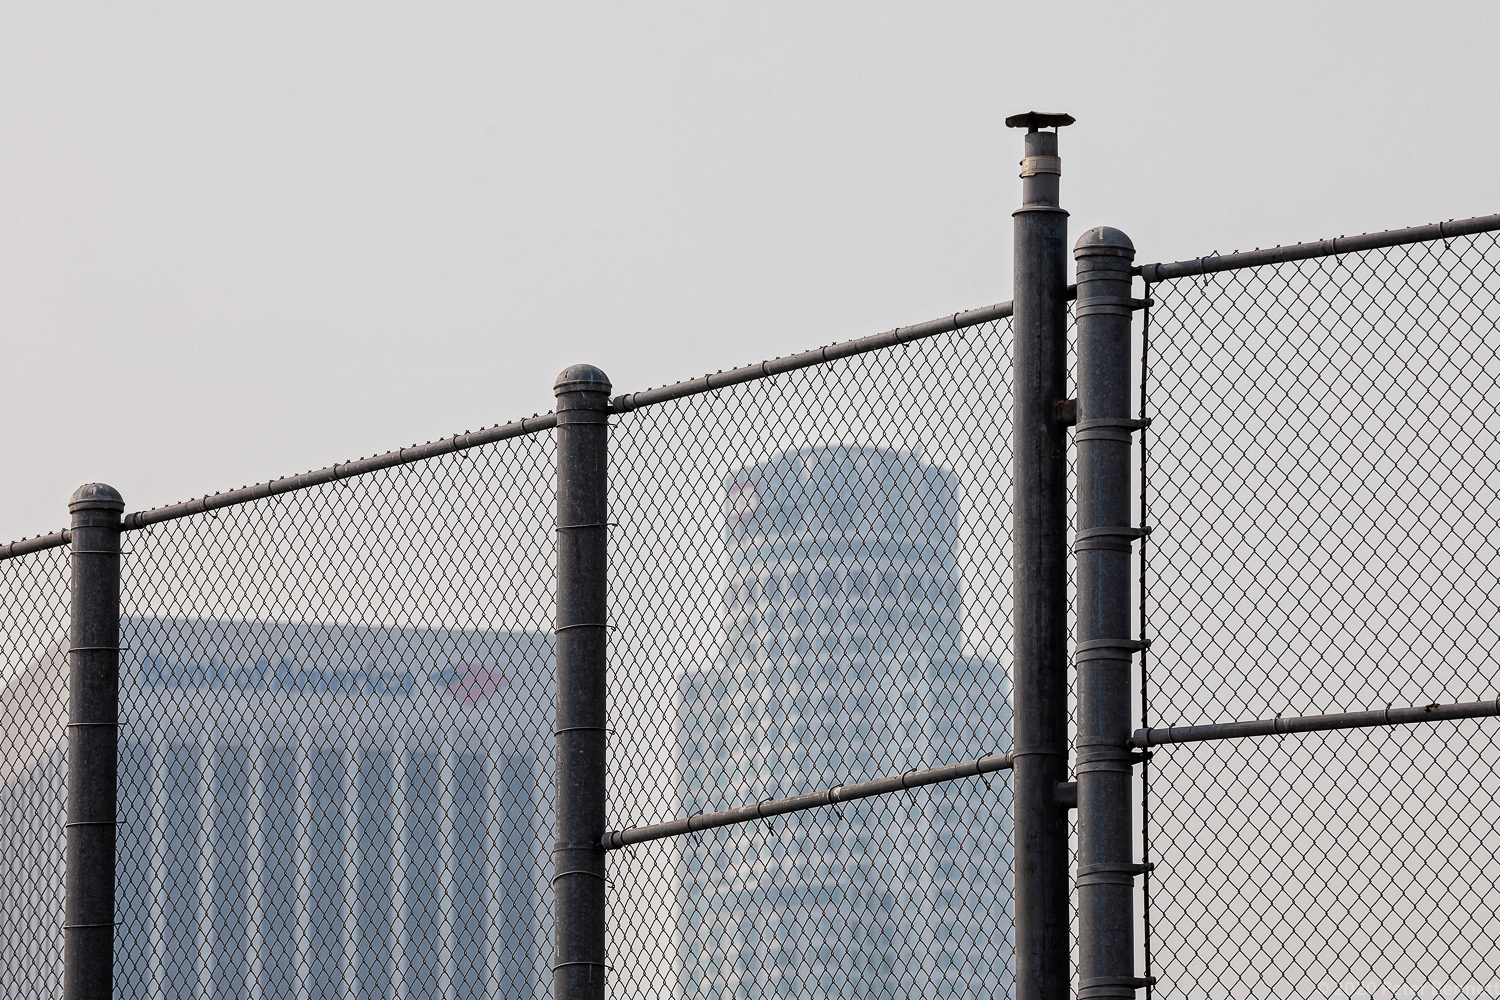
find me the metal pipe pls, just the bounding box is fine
[1008,112,1074,1000]
[552,364,611,1000]
[64,483,124,1000]
[119,413,560,532]
[601,752,1014,850]
[609,299,1019,413]
[1135,213,1500,282]
[1133,696,1500,747]
[1073,227,1149,1000]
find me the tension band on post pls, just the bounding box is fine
[1076,861,1155,887]
[1075,638,1151,663]
[1074,417,1152,443]
[1073,526,1152,553]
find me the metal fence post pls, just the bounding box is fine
[552,364,612,1000]
[1073,227,1149,1000]
[1007,110,1074,1000]
[64,483,124,1000]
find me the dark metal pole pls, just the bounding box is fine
[64,483,124,1000]
[1006,110,1074,1000]
[1074,227,1150,1000]
[552,364,612,1000]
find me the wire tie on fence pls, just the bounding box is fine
[68,646,123,653]
[70,549,130,555]
[553,726,615,735]
[978,751,1001,789]
[64,820,118,828]
[552,870,611,885]
[555,522,617,531]
[62,921,123,929]
[553,623,614,632]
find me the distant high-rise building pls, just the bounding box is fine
[1,618,551,999]
[676,445,1014,998]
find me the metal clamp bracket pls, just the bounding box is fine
[1074,296,1153,318]
[1076,861,1155,887]
[1074,526,1152,553]
[1079,974,1158,999]
[1076,638,1151,663]
[1074,417,1152,443]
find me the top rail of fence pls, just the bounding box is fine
[0,295,1027,562]
[1136,213,1500,282]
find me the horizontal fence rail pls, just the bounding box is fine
[1,297,1072,563]
[1134,697,1500,747]
[602,751,1014,850]
[1136,212,1500,281]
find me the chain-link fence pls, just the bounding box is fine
[2,174,1499,999]
[1142,229,1500,999]
[606,316,1020,999]
[1,544,70,996]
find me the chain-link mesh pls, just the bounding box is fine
[1144,231,1500,998]
[0,546,70,998]
[103,431,558,999]
[607,319,1020,999]
[8,217,1497,1000]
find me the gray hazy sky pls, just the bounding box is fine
[2,2,1495,541]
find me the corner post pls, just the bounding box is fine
[552,364,612,1000]
[64,483,124,1000]
[1073,227,1149,1000]
[1007,110,1074,1000]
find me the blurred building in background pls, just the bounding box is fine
[1,619,551,1000]
[677,445,1014,998]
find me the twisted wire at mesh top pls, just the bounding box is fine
[114,431,558,1000]
[0,546,70,999]
[1143,231,1500,999]
[606,319,1019,999]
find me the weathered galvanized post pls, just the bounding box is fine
[64,483,124,1000]
[1007,110,1074,1000]
[552,364,612,1000]
[1073,226,1152,1000]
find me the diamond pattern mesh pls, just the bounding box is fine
[607,320,1020,999]
[110,432,558,999]
[0,546,70,998]
[1143,232,1500,999]
[6,223,1495,1000]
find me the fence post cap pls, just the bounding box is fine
[1074,227,1135,256]
[553,364,612,396]
[68,483,124,513]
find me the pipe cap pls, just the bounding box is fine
[68,483,124,513]
[1074,226,1136,258]
[1005,111,1075,131]
[553,364,612,396]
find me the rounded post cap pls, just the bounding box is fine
[553,364,612,396]
[1074,226,1136,257]
[68,483,124,513]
